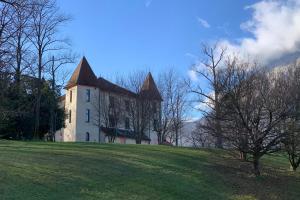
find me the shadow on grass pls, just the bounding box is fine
[0,140,299,200]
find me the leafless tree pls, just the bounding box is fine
[0,3,14,68]
[46,54,76,141]
[117,71,154,144]
[0,0,19,7]
[92,91,124,143]
[190,120,215,148]
[188,43,226,148]
[171,79,188,146]
[283,120,300,172]
[92,91,107,142]
[157,69,188,146]
[108,94,124,142]
[219,60,293,175]
[8,0,33,91]
[128,95,152,144]
[281,63,300,171]
[29,0,70,139]
[156,70,175,144]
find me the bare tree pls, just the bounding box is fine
[283,120,300,171]
[190,120,215,148]
[0,3,14,68]
[92,91,107,142]
[188,43,226,148]
[156,70,175,144]
[108,94,124,142]
[7,0,35,107]
[117,71,155,144]
[171,79,188,146]
[46,54,76,141]
[157,69,189,146]
[281,63,300,171]
[0,0,19,7]
[92,90,124,143]
[220,60,293,176]
[127,95,152,144]
[29,0,70,139]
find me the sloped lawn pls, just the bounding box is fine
[0,140,299,200]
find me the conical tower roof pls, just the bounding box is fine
[139,72,162,101]
[65,56,98,89]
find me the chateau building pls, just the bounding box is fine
[56,57,162,144]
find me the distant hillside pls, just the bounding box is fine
[0,140,299,200]
[178,120,198,147]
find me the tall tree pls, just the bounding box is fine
[0,2,14,67]
[117,71,154,144]
[156,70,175,144]
[282,63,300,171]
[188,43,226,148]
[29,0,70,139]
[46,54,75,141]
[220,60,292,175]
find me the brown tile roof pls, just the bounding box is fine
[139,72,162,101]
[97,77,137,97]
[65,57,162,101]
[65,56,98,89]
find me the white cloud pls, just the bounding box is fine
[221,0,300,64]
[197,17,210,28]
[188,70,198,81]
[185,52,197,59]
[195,91,215,112]
[145,0,152,7]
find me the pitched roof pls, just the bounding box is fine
[65,57,161,100]
[139,72,162,101]
[97,77,136,97]
[65,56,98,89]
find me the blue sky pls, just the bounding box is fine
[58,0,300,119]
[58,0,258,79]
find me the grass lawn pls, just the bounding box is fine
[0,140,299,200]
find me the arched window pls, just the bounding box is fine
[86,132,90,142]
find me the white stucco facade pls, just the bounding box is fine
[55,57,162,145]
[55,83,160,144]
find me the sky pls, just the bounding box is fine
[57,0,300,119]
[58,0,256,79]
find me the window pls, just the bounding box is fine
[85,109,90,123]
[109,115,115,127]
[70,90,72,102]
[153,119,158,130]
[125,100,130,112]
[125,117,130,129]
[86,132,90,142]
[69,110,72,123]
[109,96,115,108]
[152,102,157,113]
[86,89,90,102]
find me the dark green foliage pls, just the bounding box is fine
[0,74,64,140]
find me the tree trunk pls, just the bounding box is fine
[253,157,260,176]
[136,133,142,144]
[157,132,162,144]
[240,151,247,161]
[175,128,178,146]
[34,91,41,139]
[34,51,42,140]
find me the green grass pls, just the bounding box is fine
[0,140,299,200]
